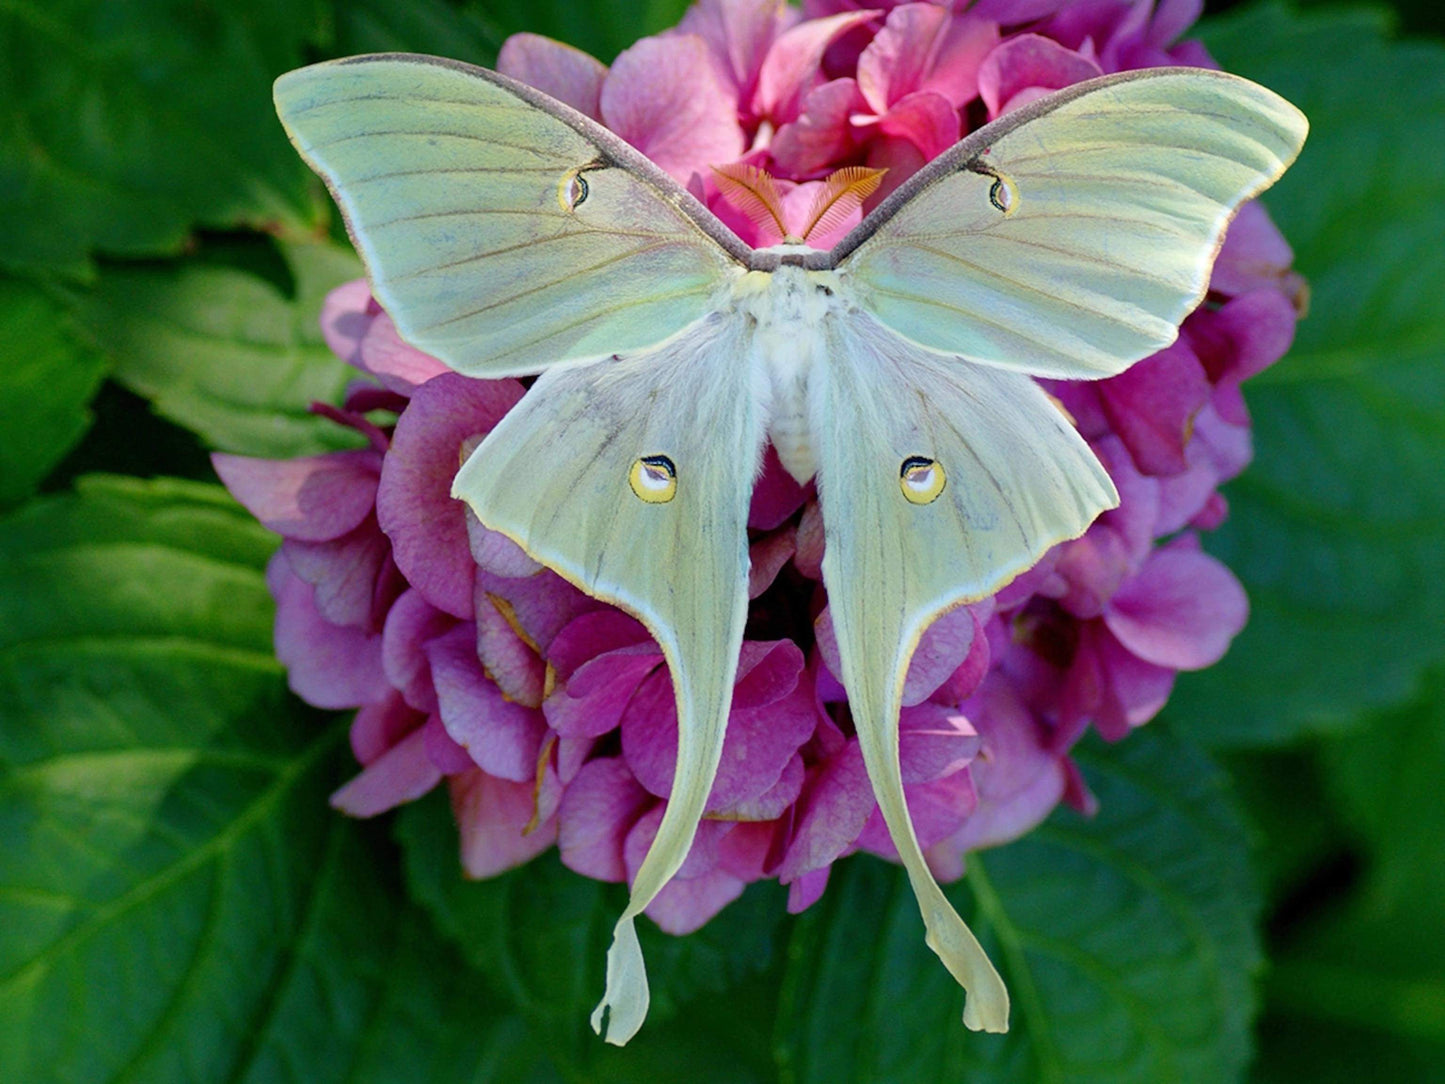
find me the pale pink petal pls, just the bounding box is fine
[978,33,1103,117]
[319,279,378,368]
[429,625,548,782]
[452,769,558,878]
[497,33,608,119]
[331,727,441,816]
[214,450,381,541]
[280,518,390,629]
[1104,546,1248,669]
[465,510,542,577]
[377,372,525,619]
[357,312,451,395]
[601,34,744,181]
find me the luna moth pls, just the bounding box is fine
[273,53,1306,1045]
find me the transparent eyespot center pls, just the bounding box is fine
[629,455,677,503]
[558,169,590,212]
[988,173,1018,216]
[900,456,946,504]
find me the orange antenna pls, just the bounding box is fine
[712,163,792,245]
[800,166,887,242]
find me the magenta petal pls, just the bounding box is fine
[754,10,877,120]
[377,372,525,619]
[1062,622,1177,741]
[559,757,654,882]
[473,588,547,709]
[1098,341,1212,477]
[645,864,748,934]
[897,702,980,785]
[876,90,961,160]
[777,739,872,880]
[423,713,477,774]
[977,33,1102,117]
[749,444,810,529]
[452,769,558,878]
[465,509,541,577]
[786,866,831,912]
[1211,200,1300,298]
[547,644,663,740]
[815,603,976,707]
[601,34,744,181]
[215,449,381,541]
[497,32,608,119]
[349,689,424,766]
[320,279,377,369]
[269,554,390,709]
[749,526,797,599]
[857,5,997,114]
[770,77,865,175]
[382,588,457,713]
[331,726,442,817]
[1187,288,1298,392]
[357,312,451,394]
[428,625,548,782]
[1105,545,1248,670]
[947,681,1066,852]
[678,0,796,103]
[856,770,977,855]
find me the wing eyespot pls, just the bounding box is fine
[900,456,946,504]
[988,174,1018,216]
[629,455,678,503]
[558,168,590,212]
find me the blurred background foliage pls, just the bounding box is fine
[1,1,1442,1081]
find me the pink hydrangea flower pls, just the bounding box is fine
[222,0,1302,1043]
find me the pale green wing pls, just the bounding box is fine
[831,68,1307,379]
[274,54,748,376]
[811,311,1119,1032]
[451,315,765,1045]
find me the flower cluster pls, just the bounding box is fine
[219,0,1301,939]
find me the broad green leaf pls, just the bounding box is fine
[1173,4,1445,744]
[395,791,783,1079]
[0,475,550,1083]
[331,0,505,61]
[0,278,107,507]
[0,0,325,279]
[777,726,1260,1084]
[67,241,365,459]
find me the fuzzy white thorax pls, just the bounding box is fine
[731,261,850,485]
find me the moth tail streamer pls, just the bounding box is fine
[590,635,740,1045]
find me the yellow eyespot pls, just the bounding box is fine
[900,456,946,504]
[629,455,677,503]
[988,173,1019,216]
[558,168,589,212]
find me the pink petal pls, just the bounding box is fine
[770,77,865,175]
[451,769,558,878]
[1186,288,1298,392]
[814,601,976,707]
[268,554,390,709]
[558,757,654,882]
[754,10,878,121]
[357,312,451,395]
[749,526,797,599]
[776,739,873,880]
[875,89,961,161]
[349,689,425,766]
[786,866,831,912]
[465,510,542,577]
[1098,340,1213,477]
[897,702,981,784]
[497,33,608,120]
[381,587,457,714]
[319,279,378,369]
[280,517,390,630]
[1211,200,1301,298]
[749,444,810,529]
[428,625,548,782]
[423,713,477,774]
[331,727,441,816]
[678,0,798,105]
[601,34,744,181]
[376,373,525,619]
[855,770,977,856]
[214,449,381,542]
[1061,621,1177,741]
[1104,545,1248,670]
[978,33,1103,118]
[856,5,997,114]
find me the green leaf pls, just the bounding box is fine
[331,0,506,61]
[0,0,326,279]
[777,727,1260,1084]
[0,278,108,507]
[0,475,550,1083]
[1173,4,1445,744]
[66,241,365,458]
[395,791,784,1080]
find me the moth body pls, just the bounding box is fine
[731,261,849,485]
